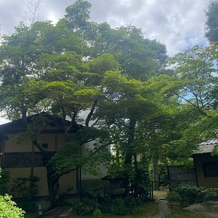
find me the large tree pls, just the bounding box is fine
[164,44,218,160]
[205,0,218,43]
[0,0,172,205]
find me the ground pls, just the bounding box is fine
[24,191,216,217]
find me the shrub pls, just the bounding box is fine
[166,191,182,204]
[99,198,111,214]
[93,208,102,218]
[0,169,10,195]
[72,197,95,216]
[200,187,218,201]
[174,184,204,206]
[11,176,40,212]
[112,198,127,215]
[0,194,25,218]
[124,196,142,214]
[167,185,200,206]
[167,185,218,207]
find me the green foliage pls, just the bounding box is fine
[200,187,218,201]
[124,197,143,214]
[72,198,95,216]
[112,197,141,215]
[158,163,169,187]
[205,0,218,43]
[112,198,127,215]
[11,176,40,212]
[93,208,103,218]
[136,170,151,200]
[0,194,25,218]
[170,185,204,206]
[90,182,102,198]
[0,169,10,195]
[166,190,182,204]
[167,185,218,207]
[98,198,111,214]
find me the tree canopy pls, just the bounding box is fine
[205,0,218,43]
[1,0,218,208]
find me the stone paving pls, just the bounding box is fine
[149,198,170,218]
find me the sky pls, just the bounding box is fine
[0,0,212,123]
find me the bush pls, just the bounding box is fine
[0,169,10,195]
[112,198,127,215]
[167,185,218,207]
[124,197,142,214]
[99,198,111,214]
[175,184,204,206]
[0,194,25,218]
[201,187,218,201]
[93,208,102,218]
[11,176,40,212]
[167,184,204,206]
[72,197,95,216]
[166,191,182,204]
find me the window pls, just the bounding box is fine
[3,152,44,168]
[34,152,44,166]
[203,162,218,177]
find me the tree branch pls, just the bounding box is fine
[85,99,98,127]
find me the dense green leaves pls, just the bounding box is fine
[2,0,218,206]
[205,0,218,43]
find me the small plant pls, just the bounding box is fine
[167,185,204,206]
[90,182,102,208]
[0,194,25,218]
[93,208,102,218]
[0,168,10,195]
[11,176,40,212]
[112,198,127,215]
[124,197,142,214]
[167,185,218,207]
[166,191,182,204]
[201,187,218,201]
[72,197,95,216]
[99,198,111,214]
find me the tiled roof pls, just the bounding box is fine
[193,139,218,154]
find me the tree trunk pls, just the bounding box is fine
[46,165,60,209]
[133,154,138,197]
[152,158,159,191]
[124,118,136,196]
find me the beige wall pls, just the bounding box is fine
[5,167,77,197]
[4,126,77,197]
[5,134,32,152]
[81,140,109,180]
[59,171,77,194]
[5,132,66,153]
[194,153,218,188]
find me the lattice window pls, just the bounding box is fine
[34,152,44,167]
[3,152,44,168]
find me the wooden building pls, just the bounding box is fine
[193,140,218,188]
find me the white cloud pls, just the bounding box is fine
[0,0,211,56]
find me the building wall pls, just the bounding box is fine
[3,126,77,197]
[81,140,108,181]
[194,153,218,188]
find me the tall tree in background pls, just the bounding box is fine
[205,0,218,43]
[165,44,218,158]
